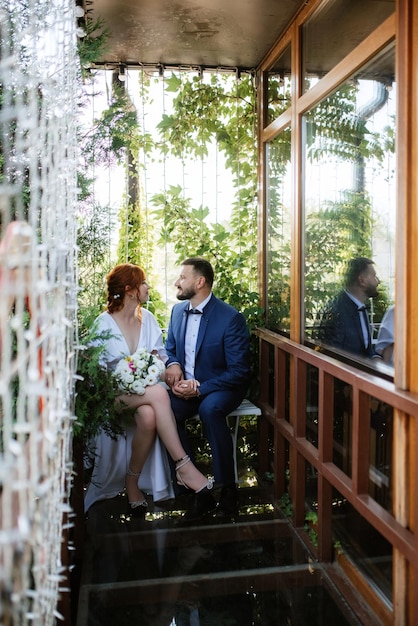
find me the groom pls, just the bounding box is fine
[165,257,250,521]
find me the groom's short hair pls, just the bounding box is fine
[344,256,374,289]
[182,257,214,288]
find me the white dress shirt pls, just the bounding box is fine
[184,293,212,379]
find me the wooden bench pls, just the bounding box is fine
[192,398,262,482]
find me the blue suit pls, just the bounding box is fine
[165,295,250,486]
[317,290,375,358]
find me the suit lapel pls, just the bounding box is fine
[196,314,209,356]
[178,305,189,362]
[195,296,215,356]
[346,295,368,350]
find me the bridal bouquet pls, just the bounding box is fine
[113,349,165,395]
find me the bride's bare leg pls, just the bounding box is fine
[125,405,156,506]
[122,385,211,493]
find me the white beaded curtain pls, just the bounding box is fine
[0,1,79,624]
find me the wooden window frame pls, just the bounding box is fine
[255,0,418,623]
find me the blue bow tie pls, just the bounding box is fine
[187,308,203,315]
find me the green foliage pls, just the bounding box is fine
[158,74,227,158]
[83,84,141,166]
[305,84,394,334]
[73,325,134,442]
[278,492,292,517]
[152,184,264,398]
[157,73,257,215]
[116,200,151,266]
[151,73,262,397]
[77,69,262,396]
[267,75,292,121]
[76,69,164,327]
[307,82,392,166]
[265,80,394,335]
[76,202,115,323]
[304,510,319,547]
[156,79,259,251]
[115,198,168,328]
[112,74,168,326]
[304,190,375,329]
[77,17,110,79]
[307,85,362,162]
[262,126,292,332]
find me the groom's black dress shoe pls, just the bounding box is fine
[215,485,239,518]
[181,487,217,523]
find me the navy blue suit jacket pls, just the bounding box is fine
[165,295,250,397]
[317,290,375,358]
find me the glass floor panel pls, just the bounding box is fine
[74,466,383,625]
[78,571,355,626]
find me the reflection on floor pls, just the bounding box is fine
[74,457,383,626]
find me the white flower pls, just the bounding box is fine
[113,349,165,395]
[131,380,146,395]
[144,374,158,386]
[148,364,160,376]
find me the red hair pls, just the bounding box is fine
[106,263,146,315]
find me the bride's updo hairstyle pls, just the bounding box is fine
[106,263,146,314]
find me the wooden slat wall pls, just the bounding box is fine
[255,329,418,623]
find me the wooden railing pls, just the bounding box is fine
[255,328,418,623]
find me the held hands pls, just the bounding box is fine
[164,363,183,387]
[165,363,201,398]
[172,378,201,399]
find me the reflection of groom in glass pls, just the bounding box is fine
[318,257,380,358]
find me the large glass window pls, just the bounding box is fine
[266,129,292,334]
[260,0,400,616]
[266,44,292,126]
[303,45,396,365]
[302,0,395,93]
[332,493,392,602]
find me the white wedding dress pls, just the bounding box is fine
[84,308,174,512]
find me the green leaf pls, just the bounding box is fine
[165,73,182,92]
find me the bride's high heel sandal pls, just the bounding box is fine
[175,456,216,523]
[126,468,148,514]
[175,455,214,492]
